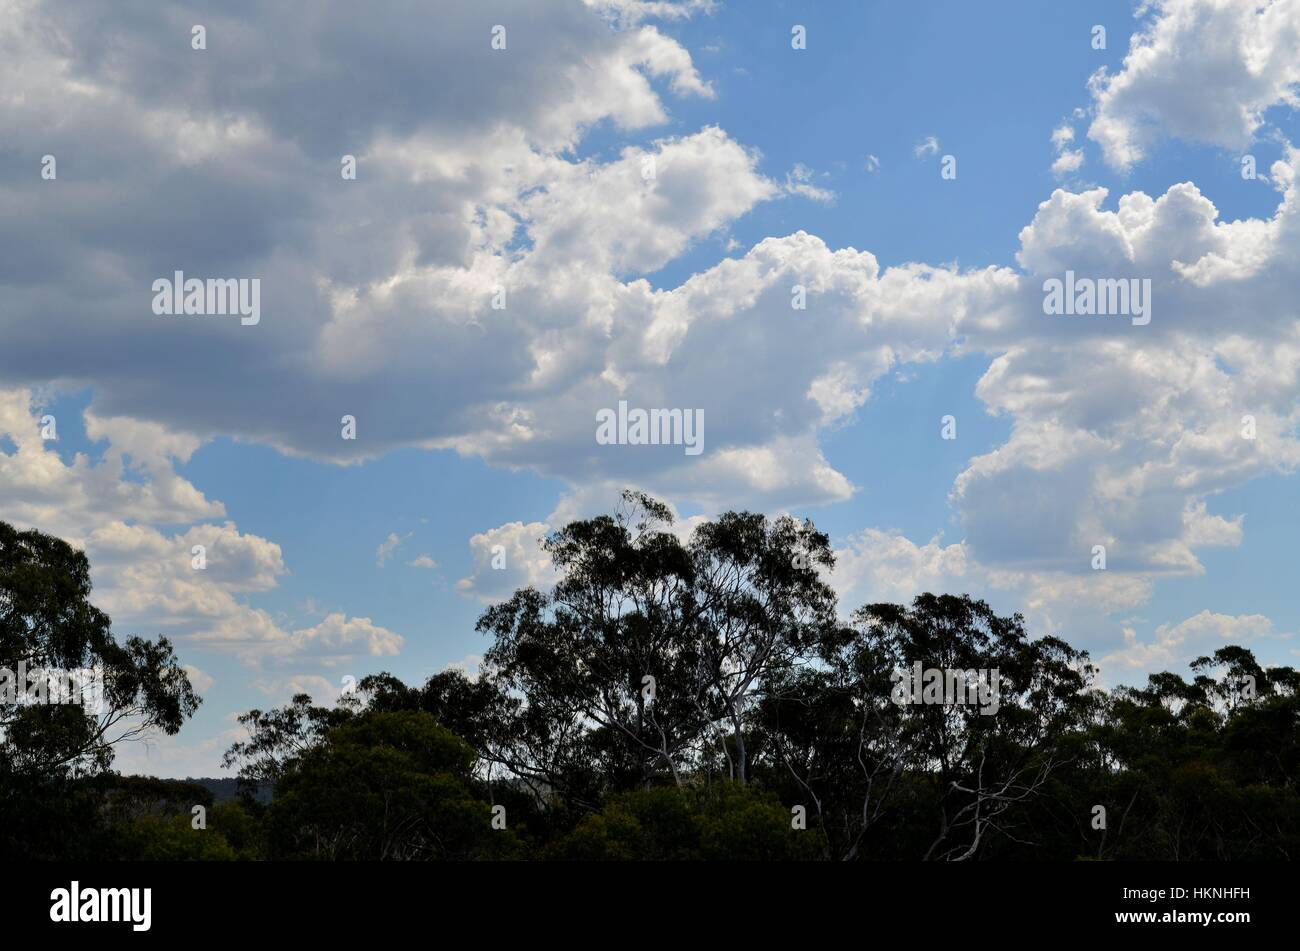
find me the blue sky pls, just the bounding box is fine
[3,0,1300,776]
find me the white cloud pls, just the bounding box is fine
[443,654,485,681]
[287,613,404,659]
[3,0,1300,704]
[1088,0,1300,169]
[0,389,222,544]
[375,531,409,567]
[0,391,405,667]
[0,0,1008,522]
[0,0,721,471]
[824,525,1290,690]
[1051,150,1085,176]
[951,157,1300,579]
[1049,125,1084,177]
[109,722,247,780]
[250,674,352,706]
[585,0,717,26]
[456,521,557,603]
[182,665,215,696]
[830,528,1153,661]
[1100,610,1279,673]
[914,135,941,158]
[456,487,712,603]
[512,127,776,275]
[783,163,836,204]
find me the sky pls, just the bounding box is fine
[2,0,1300,777]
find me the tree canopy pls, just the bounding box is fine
[3,499,1297,861]
[0,521,199,858]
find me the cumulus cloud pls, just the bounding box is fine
[182,664,215,696]
[0,0,722,472]
[443,654,486,680]
[1050,124,1084,177]
[830,527,1154,677]
[0,0,1020,519]
[456,486,713,603]
[948,155,1300,580]
[0,389,222,543]
[456,521,558,603]
[508,126,776,275]
[1088,0,1300,169]
[827,526,1289,692]
[453,132,1300,664]
[1051,150,1085,177]
[275,675,345,702]
[0,390,404,667]
[286,613,404,659]
[1101,610,1280,673]
[5,0,1300,703]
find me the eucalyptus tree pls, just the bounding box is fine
[0,520,199,782]
[477,491,839,797]
[759,594,1096,860]
[477,492,705,798]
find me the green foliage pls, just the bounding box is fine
[4,504,1300,862]
[0,521,199,784]
[220,496,1300,861]
[265,711,520,860]
[476,490,840,800]
[113,813,239,861]
[0,520,201,860]
[549,783,822,861]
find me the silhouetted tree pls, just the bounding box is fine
[0,520,200,859]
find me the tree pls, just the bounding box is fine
[1081,649,1300,860]
[222,692,353,786]
[549,782,821,861]
[754,622,906,860]
[477,491,838,802]
[477,492,707,802]
[0,521,201,858]
[265,711,517,860]
[686,506,838,784]
[0,521,198,780]
[214,493,1300,863]
[759,594,1096,860]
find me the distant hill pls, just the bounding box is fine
[183,777,275,803]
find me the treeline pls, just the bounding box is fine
[2,495,1297,860]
